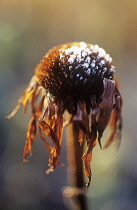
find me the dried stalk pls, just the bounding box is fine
[63,119,88,210]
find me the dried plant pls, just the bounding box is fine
[7,42,122,189]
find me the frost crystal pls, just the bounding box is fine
[83,63,89,69]
[60,42,88,64]
[91,60,96,68]
[85,56,91,64]
[86,68,91,75]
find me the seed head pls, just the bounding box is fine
[35,42,115,114]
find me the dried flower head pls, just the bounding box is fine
[7,42,122,188]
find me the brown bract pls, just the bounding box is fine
[7,42,122,188]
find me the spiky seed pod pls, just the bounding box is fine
[35,42,115,114]
[7,42,123,188]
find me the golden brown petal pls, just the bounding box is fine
[82,103,98,188]
[36,94,46,118]
[82,151,92,189]
[23,115,36,161]
[39,100,64,173]
[6,76,38,119]
[39,117,56,141]
[77,129,85,145]
[38,127,52,152]
[23,80,43,161]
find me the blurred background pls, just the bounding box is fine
[0,0,137,209]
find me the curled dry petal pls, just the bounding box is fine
[103,86,122,149]
[39,101,64,173]
[97,78,115,148]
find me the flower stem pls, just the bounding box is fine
[64,120,88,210]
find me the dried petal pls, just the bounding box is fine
[97,78,115,148]
[39,120,56,141]
[39,101,63,173]
[38,127,52,152]
[82,102,98,188]
[23,115,36,161]
[103,86,122,149]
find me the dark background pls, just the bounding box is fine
[0,0,137,209]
